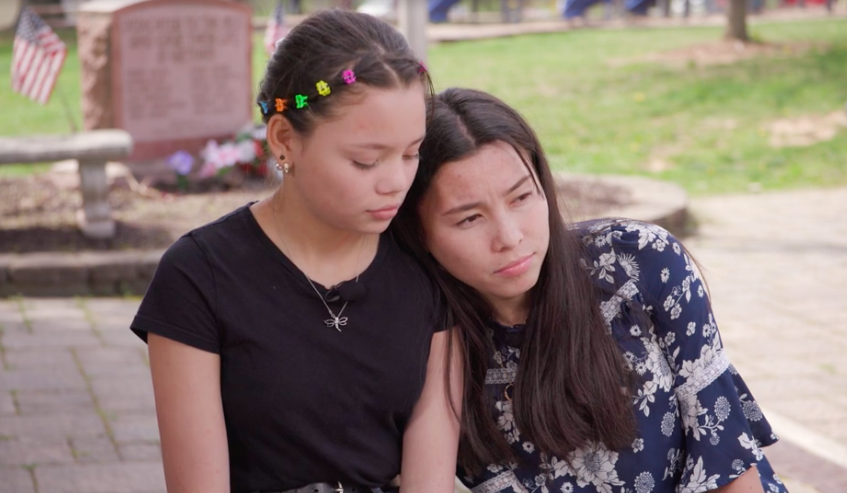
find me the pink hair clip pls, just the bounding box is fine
[417,62,427,74]
[342,69,357,84]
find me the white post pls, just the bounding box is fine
[76,158,116,239]
[61,0,92,25]
[0,0,22,30]
[397,0,428,63]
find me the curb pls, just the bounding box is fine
[0,249,164,298]
[556,172,690,237]
[1,174,687,298]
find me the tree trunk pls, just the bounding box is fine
[397,0,428,62]
[660,0,671,17]
[726,0,748,42]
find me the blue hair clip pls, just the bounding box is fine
[259,101,270,115]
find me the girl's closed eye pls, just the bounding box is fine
[352,159,378,169]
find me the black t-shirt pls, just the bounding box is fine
[130,204,444,493]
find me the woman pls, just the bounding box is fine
[130,11,459,493]
[392,88,786,493]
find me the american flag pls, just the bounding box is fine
[263,1,288,56]
[11,7,67,105]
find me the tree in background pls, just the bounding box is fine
[726,0,749,41]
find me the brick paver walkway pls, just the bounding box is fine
[0,187,845,492]
[0,298,161,492]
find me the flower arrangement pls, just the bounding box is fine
[165,123,274,192]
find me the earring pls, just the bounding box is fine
[275,155,291,174]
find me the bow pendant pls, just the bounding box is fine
[325,316,348,331]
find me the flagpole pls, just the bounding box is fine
[50,0,78,134]
[53,82,79,133]
[50,4,78,135]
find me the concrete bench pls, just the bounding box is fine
[0,130,133,239]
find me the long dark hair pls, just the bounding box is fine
[257,9,432,134]
[392,88,638,473]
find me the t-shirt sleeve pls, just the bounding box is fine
[616,222,785,492]
[398,246,449,334]
[130,234,222,354]
[429,278,449,334]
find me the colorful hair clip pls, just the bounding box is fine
[342,70,357,84]
[418,62,427,74]
[316,81,331,97]
[275,98,287,112]
[295,94,309,109]
[259,101,269,115]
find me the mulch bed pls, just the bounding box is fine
[0,172,631,254]
[0,173,270,253]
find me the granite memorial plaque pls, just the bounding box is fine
[78,0,253,161]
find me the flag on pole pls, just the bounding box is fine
[11,7,67,105]
[264,0,289,56]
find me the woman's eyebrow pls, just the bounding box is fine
[443,174,531,216]
[505,175,531,195]
[444,201,482,216]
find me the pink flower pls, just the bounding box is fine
[198,161,218,179]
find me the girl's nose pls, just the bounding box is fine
[376,158,412,196]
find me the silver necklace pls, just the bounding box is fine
[271,195,365,332]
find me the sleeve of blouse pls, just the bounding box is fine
[130,234,222,354]
[620,221,787,493]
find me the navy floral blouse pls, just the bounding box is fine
[458,220,788,493]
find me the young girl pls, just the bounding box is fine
[130,11,459,493]
[392,88,787,493]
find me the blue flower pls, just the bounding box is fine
[165,150,194,176]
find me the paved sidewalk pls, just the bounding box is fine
[427,9,847,42]
[0,187,845,493]
[686,187,847,493]
[278,6,847,43]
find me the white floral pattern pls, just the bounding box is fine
[458,220,787,493]
[678,457,719,493]
[634,472,655,493]
[568,442,625,493]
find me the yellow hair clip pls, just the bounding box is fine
[316,80,331,97]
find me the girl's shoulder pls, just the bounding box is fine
[182,202,257,246]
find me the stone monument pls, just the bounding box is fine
[77,0,253,163]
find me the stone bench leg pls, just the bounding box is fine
[76,158,115,239]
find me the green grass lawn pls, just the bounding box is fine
[430,20,847,194]
[1,19,846,193]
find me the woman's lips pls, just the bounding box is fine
[495,253,535,277]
